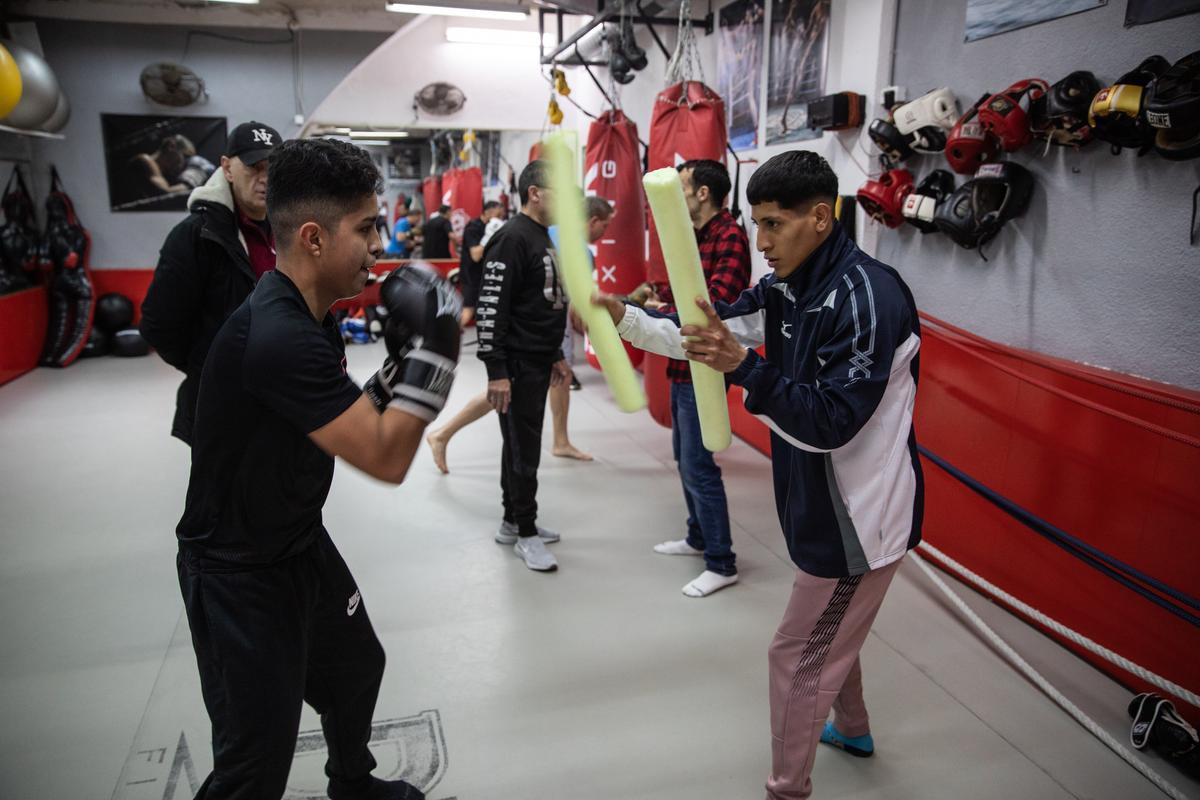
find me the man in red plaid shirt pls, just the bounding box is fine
[643,159,751,597]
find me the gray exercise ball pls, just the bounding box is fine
[0,40,60,131]
[41,90,70,133]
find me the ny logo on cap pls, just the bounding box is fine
[252,128,274,145]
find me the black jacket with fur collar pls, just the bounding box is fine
[140,171,259,445]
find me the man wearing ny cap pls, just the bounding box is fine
[142,121,283,445]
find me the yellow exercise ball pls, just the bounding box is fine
[0,40,60,130]
[0,44,22,120]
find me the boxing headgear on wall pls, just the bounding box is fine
[1032,71,1102,147]
[978,79,1050,152]
[1089,55,1170,154]
[933,162,1033,254]
[894,88,959,153]
[868,117,914,164]
[856,168,914,228]
[902,169,956,233]
[1144,50,1200,161]
[946,94,1001,174]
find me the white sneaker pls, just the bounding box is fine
[496,521,561,545]
[514,536,558,572]
[653,538,704,556]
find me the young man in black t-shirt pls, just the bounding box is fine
[458,199,503,328]
[476,160,572,572]
[421,204,454,259]
[176,138,461,799]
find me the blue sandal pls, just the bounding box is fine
[819,721,875,758]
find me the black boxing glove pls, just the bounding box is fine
[362,320,411,413]
[377,264,462,421]
[379,265,462,359]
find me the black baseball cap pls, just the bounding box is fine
[225,121,282,166]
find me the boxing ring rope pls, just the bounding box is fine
[915,542,1199,707]
[910,547,1192,800]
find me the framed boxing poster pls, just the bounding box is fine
[1125,0,1200,25]
[719,0,765,151]
[765,0,828,146]
[101,114,227,212]
[964,0,1106,42]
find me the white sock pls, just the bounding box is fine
[682,570,739,598]
[653,538,704,556]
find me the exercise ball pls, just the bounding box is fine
[113,328,150,357]
[95,293,135,334]
[0,44,21,120]
[40,90,70,133]
[0,41,60,131]
[80,328,111,359]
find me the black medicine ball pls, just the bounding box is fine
[79,327,111,359]
[95,293,135,334]
[112,328,150,357]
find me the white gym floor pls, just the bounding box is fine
[1,337,1196,800]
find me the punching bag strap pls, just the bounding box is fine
[726,142,742,223]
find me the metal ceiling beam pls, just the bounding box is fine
[538,1,712,66]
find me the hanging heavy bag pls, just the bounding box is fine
[38,167,95,368]
[0,167,38,293]
[583,109,646,369]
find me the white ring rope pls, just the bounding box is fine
[916,542,1200,708]
[910,549,1191,800]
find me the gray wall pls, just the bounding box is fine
[880,0,1200,389]
[7,20,386,268]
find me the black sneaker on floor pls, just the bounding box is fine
[570,376,582,391]
[327,775,425,800]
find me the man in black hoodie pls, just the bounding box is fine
[140,121,282,445]
[476,160,572,572]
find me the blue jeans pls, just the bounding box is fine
[670,381,736,576]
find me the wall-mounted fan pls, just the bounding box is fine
[140,62,207,107]
[413,82,466,117]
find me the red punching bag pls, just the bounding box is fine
[443,166,483,259]
[421,176,441,220]
[644,81,728,429]
[646,81,728,285]
[584,110,645,369]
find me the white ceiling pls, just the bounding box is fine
[4,0,540,33]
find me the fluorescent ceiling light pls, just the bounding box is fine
[206,0,261,4]
[348,130,411,138]
[386,3,527,20]
[445,26,552,46]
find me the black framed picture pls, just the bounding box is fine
[101,114,227,212]
[1125,0,1200,25]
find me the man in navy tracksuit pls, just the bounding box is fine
[598,151,923,799]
